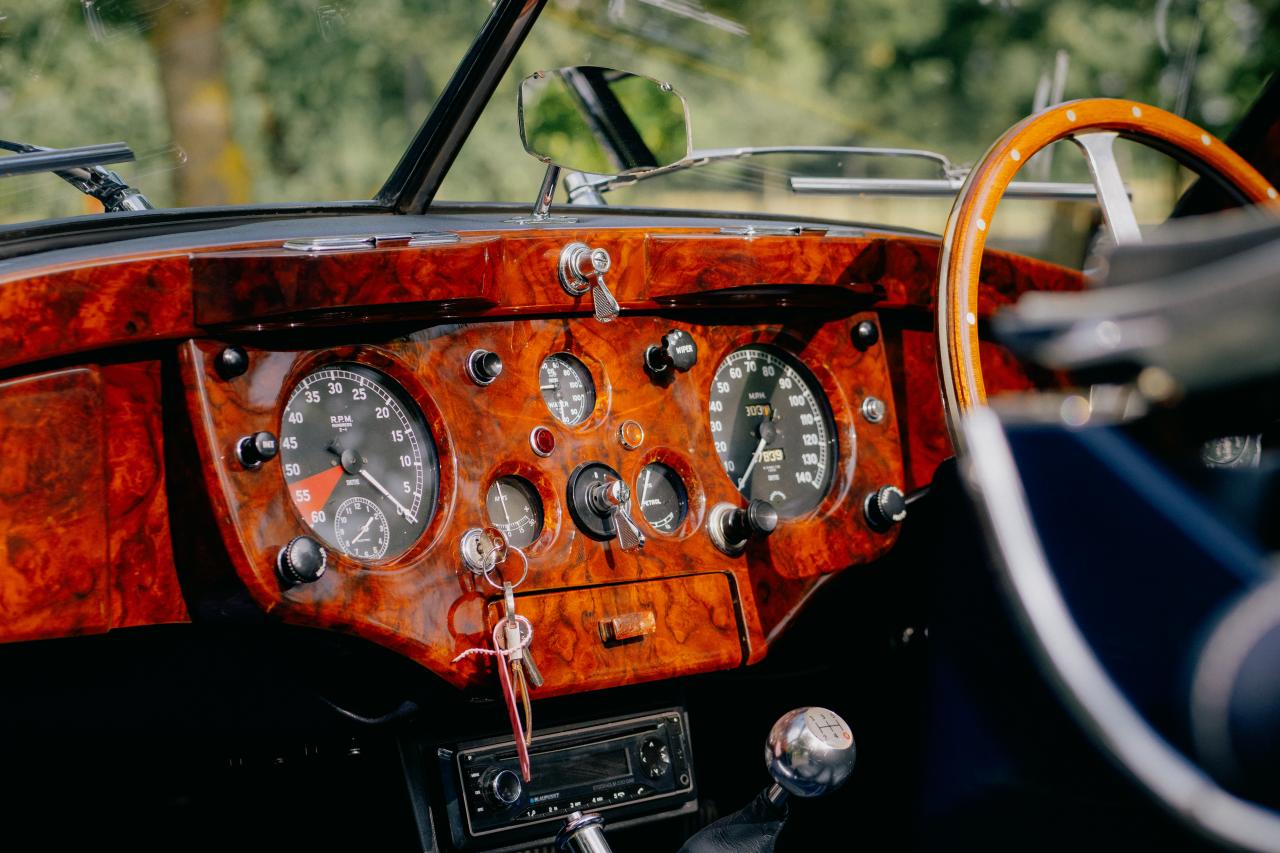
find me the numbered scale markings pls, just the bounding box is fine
[279,364,439,562]
[707,346,837,518]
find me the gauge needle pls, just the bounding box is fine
[361,469,417,524]
[736,435,768,491]
[641,469,653,507]
[351,515,375,544]
[496,481,512,525]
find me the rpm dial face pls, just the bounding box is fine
[636,463,688,534]
[485,476,544,549]
[708,346,837,517]
[539,353,596,426]
[279,363,438,562]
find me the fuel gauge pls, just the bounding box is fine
[636,463,688,534]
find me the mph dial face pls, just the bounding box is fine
[708,346,837,518]
[279,363,438,562]
[539,352,596,426]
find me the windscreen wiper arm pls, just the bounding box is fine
[564,144,1100,203]
[0,139,153,211]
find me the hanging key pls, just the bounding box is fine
[523,644,545,689]
[499,572,544,690]
[499,575,534,747]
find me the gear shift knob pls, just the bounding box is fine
[764,707,856,805]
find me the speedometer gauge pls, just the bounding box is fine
[708,346,837,517]
[279,363,438,563]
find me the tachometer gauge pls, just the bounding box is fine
[485,475,544,549]
[279,363,437,562]
[539,352,595,426]
[708,346,837,517]
[636,463,687,534]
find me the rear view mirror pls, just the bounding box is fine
[518,66,691,176]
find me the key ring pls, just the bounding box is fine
[482,545,529,591]
[491,614,533,652]
[450,614,533,663]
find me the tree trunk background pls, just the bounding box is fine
[149,0,249,206]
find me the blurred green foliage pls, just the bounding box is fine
[521,68,689,173]
[0,0,1275,231]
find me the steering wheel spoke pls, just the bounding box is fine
[937,97,1278,438]
[1071,131,1141,246]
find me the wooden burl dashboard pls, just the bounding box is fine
[0,223,1082,697]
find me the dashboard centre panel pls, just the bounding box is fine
[186,313,905,695]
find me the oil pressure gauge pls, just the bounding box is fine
[485,475,543,549]
[636,463,688,534]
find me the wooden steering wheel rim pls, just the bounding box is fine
[936,97,1278,440]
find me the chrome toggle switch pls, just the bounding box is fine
[558,242,620,323]
[585,478,645,551]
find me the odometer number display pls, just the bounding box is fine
[708,346,837,517]
[279,363,438,563]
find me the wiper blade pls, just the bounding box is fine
[0,139,153,211]
[565,144,1105,203]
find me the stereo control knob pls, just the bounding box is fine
[639,737,671,779]
[277,535,327,585]
[484,768,523,808]
[864,486,907,532]
[644,329,698,375]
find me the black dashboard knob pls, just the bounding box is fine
[485,768,523,808]
[852,320,880,350]
[277,535,328,585]
[215,345,249,379]
[644,329,698,375]
[864,486,907,531]
[716,499,778,552]
[741,499,779,537]
[467,349,503,385]
[236,431,278,469]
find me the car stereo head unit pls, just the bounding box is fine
[435,708,696,850]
